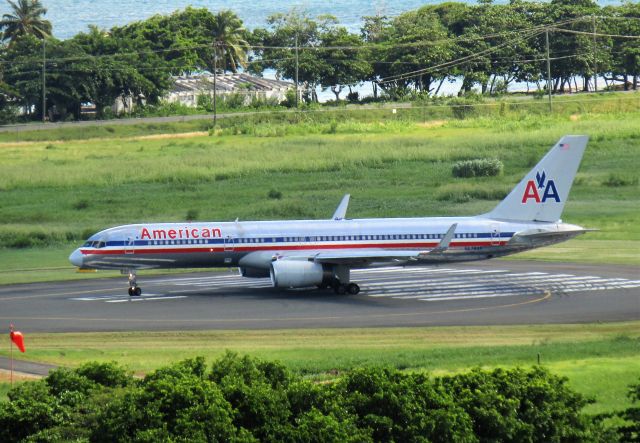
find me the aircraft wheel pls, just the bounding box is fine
[133,287,142,297]
[128,287,134,297]
[334,284,347,295]
[346,283,360,295]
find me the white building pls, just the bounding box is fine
[165,73,294,107]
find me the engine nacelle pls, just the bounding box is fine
[270,260,329,288]
[239,266,271,279]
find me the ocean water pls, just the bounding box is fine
[1,0,626,40]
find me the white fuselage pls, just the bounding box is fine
[70,216,581,271]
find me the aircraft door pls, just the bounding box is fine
[490,224,501,246]
[224,235,235,252]
[125,235,135,254]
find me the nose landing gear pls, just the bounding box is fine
[127,270,142,296]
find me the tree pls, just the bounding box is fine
[261,11,329,102]
[317,25,371,101]
[0,0,51,43]
[72,26,173,116]
[211,10,250,73]
[373,6,454,98]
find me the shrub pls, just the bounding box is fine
[268,189,282,200]
[186,209,199,220]
[602,173,638,187]
[452,158,503,178]
[72,199,90,210]
[0,356,606,442]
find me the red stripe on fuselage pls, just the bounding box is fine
[80,240,508,256]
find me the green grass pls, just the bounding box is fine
[1,322,639,413]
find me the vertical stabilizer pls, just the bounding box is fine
[485,135,588,222]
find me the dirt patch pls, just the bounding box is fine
[0,369,42,382]
[416,119,447,128]
[569,114,581,121]
[0,131,210,148]
[132,131,209,141]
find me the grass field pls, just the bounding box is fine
[0,95,639,284]
[1,322,639,414]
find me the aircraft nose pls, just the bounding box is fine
[69,249,83,267]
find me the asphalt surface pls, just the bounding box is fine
[0,260,638,333]
[0,356,57,376]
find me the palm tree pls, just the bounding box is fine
[211,10,249,73]
[0,0,52,43]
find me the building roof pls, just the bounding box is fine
[171,73,292,94]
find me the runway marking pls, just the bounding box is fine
[69,293,189,303]
[106,296,187,303]
[11,267,638,306]
[349,269,640,302]
[145,268,639,305]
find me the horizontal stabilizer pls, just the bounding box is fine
[508,227,591,247]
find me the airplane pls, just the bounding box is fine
[69,135,591,296]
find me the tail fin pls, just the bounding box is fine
[484,135,588,222]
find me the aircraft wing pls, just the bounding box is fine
[312,249,426,265]
[280,223,458,266]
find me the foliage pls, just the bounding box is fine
[615,379,640,442]
[0,0,51,43]
[2,3,640,120]
[452,158,504,178]
[0,353,618,441]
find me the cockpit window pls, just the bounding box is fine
[82,240,107,248]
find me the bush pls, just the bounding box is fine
[0,355,608,442]
[186,208,199,220]
[267,189,282,200]
[452,158,503,178]
[602,173,638,187]
[72,199,90,210]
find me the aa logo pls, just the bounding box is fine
[521,170,560,203]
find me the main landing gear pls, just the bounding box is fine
[127,270,142,296]
[333,282,360,295]
[331,266,360,295]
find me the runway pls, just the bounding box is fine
[0,261,638,332]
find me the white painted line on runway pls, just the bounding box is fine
[106,296,188,303]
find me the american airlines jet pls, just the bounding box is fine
[69,135,590,296]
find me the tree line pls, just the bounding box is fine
[1,0,640,121]
[2,352,639,442]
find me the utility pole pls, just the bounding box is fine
[545,28,552,112]
[42,39,46,122]
[295,33,299,108]
[592,15,598,92]
[213,41,218,128]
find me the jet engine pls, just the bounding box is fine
[270,260,331,288]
